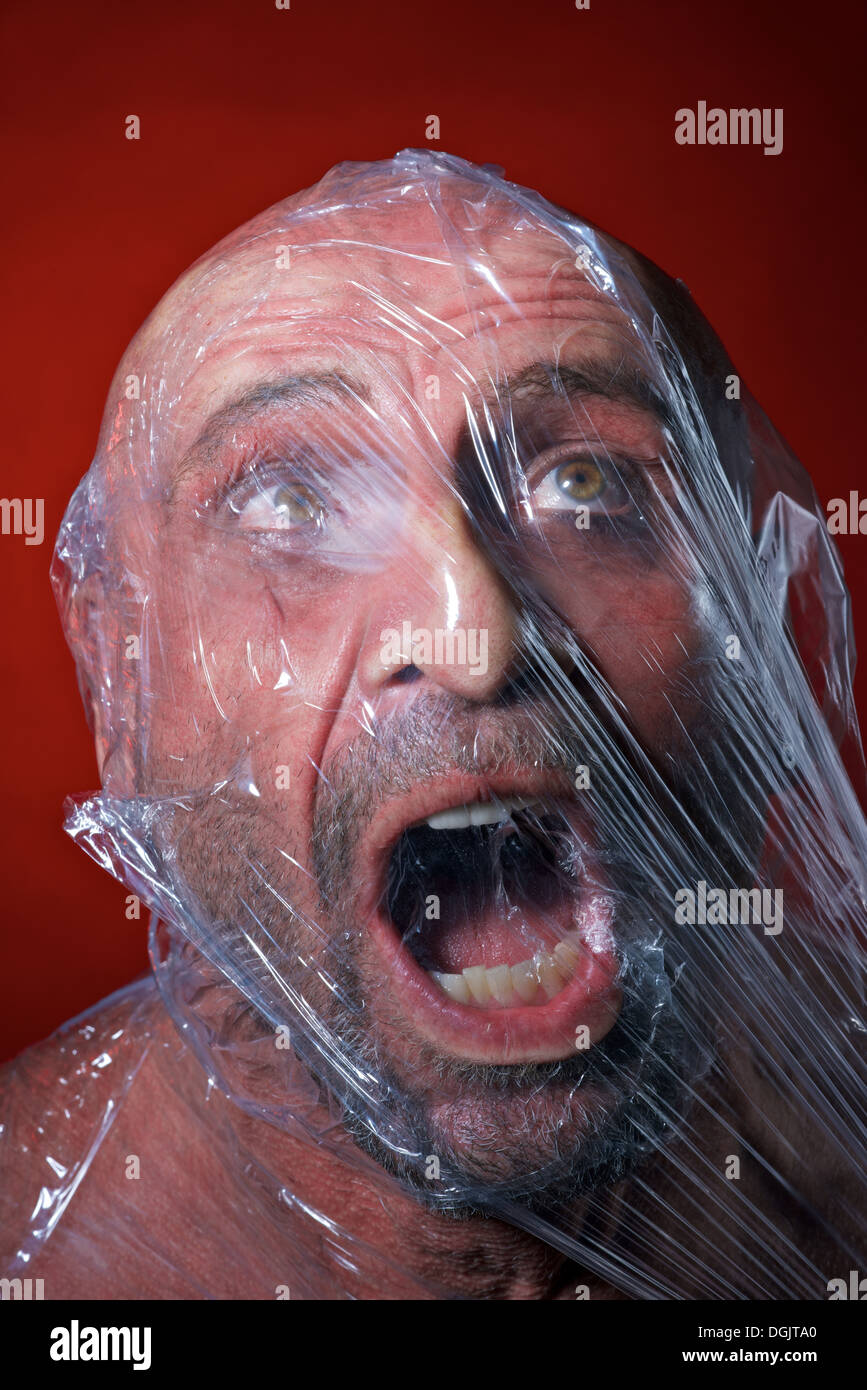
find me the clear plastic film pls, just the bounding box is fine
[2,148,865,1300]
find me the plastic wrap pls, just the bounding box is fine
[1,148,865,1300]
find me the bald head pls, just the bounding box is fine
[52,149,756,785]
[97,150,737,470]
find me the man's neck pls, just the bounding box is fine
[152,1007,594,1299]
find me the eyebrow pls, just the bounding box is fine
[172,356,671,486]
[182,370,372,460]
[481,359,672,428]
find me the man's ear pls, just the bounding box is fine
[62,569,141,795]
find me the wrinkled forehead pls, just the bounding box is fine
[127,178,653,472]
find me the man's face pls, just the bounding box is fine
[133,198,720,1208]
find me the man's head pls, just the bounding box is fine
[53,151,865,1229]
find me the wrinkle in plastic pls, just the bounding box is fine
[2,149,866,1299]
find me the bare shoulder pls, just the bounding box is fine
[0,976,164,1147]
[0,978,172,1293]
[0,978,279,1298]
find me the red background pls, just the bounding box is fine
[1,0,864,1061]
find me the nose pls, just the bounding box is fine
[358,496,519,702]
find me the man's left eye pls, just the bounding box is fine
[529,454,632,514]
[231,480,327,532]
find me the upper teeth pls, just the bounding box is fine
[424,797,541,830]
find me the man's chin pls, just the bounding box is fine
[308,937,702,1220]
[339,1054,659,1221]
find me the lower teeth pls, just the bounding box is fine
[431,937,581,1008]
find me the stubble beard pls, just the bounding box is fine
[158,690,753,1221]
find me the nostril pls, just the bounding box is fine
[389,664,423,686]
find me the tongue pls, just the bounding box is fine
[406,890,575,973]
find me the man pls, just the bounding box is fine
[1,149,865,1300]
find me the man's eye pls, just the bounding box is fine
[551,458,606,502]
[231,480,327,532]
[529,454,633,514]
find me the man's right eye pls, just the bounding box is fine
[229,480,327,532]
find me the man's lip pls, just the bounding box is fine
[370,897,622,1064]
[355,768,623,1064]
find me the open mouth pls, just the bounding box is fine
[386,799,586,1008]
[360,774,623,1064]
